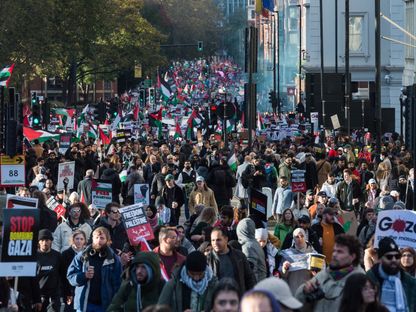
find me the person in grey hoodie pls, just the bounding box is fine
[236,218,267,283]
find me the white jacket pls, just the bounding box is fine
[52,221,92,253]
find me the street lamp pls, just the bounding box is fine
[297,4,304,114]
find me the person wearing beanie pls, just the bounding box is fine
[367,237,416,312]
[107,252,165,312]
[158,251,218,312]
[279,228,316,293]
[255,228,279,277]
[37,229,63,311]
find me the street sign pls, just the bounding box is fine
[0,155,25,187]
[291,169,306,193]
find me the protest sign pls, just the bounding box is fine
[338,210,358,235]
[0,208,39,276]
[6,195,38,209]
[91,180,113,209]
[46,197,66,219]
[119,204,154,245]
[291,170,306,193]
[59,133,72,155]
[57,161,75,191]
[249,188,267,227]
[374,210,416,249]
[134,184,150,205]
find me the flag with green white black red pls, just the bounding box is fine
[0,64,15,87]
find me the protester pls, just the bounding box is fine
[188,176,218,215]
[339,273,389,312]
[273,208,296,246]
[77,169,95,206]
[107,252,165,311]
[367,237,416,311]
[67,226,122,312]
[272,176,293,221]
[52,203,92,252]
[207,227,255,293]
[208,278,240,312]
[236,218,267,283]
[400,247,416,277]
[158,251,217,312]
[295,234,364,311]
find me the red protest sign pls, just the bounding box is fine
[119,204,154,245]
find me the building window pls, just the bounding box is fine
[349,16,363,53]
[405,5,414,59]
[104,80,112,90]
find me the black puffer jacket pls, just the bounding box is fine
[100,168,121,203]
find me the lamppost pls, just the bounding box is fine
[272,8,281,115]
[345,0,351,136]
[297,4,303,112]
[219,87,228,150]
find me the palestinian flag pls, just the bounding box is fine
[0,64,15,87]
[228,154,238,172]
[99,127,111,145]
[149,108,162,139]
[174,122,182,139]
[23,127,60,142]
[257,112,265,130]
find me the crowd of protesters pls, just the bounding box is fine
[0,59,416,312]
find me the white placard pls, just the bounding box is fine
[374,210,416,249]
[57,161,75,191]
[134,184,150,205]
[330,114,341,129]
[0,262,37,277]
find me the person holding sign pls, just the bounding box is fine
[67,227,122,312]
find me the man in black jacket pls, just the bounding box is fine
[207,227,255,293]
[37,229,63,312]
[161,174,184,225]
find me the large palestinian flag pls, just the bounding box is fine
[23,127,60,142]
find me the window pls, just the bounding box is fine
[405,5,414,59]
[104,80,112,90]
[349,16,363,52]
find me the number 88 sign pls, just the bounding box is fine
[0,155,25,187]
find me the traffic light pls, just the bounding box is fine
[197,41,203,52]
[210,104,218,126]
[42,98,50,125]
[139,89,146,106]
[31,92,41,128]
[109,100,118,118]
[149,87,155,105]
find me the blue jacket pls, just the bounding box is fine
[67,245,122,311]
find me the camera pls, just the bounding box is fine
[305,287,325,303]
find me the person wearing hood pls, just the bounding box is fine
[100,163,122,203]
[278,228,316,293]
[123,165,145,205]
[77,169,95,206]
[107,252,165,312]
[236,218,267,283]
[255,228,279,277]
[158,251,218,312]
[52,203,92,253]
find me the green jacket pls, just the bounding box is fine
[107,252,165,312]
[158,265,218,312]
[274,223,293,244]
[367,263,416,312]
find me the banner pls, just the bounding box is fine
[374,210,416,249]
[249,188,267,228]
[134,184,150,205]
[91,180,113,209]
[0,208,39,276]
[46,197,66,219]
[57,161,75,191]
[59,133,72,155]
[119,204,154,245]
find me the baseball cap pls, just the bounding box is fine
[254,278,302,309]
[164,174,174,181]
[306,189,313,196]
[196,176,205,182]
[317,191,327,197]
[369,178,377,184]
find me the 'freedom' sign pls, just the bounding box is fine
[374,210,416,249]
